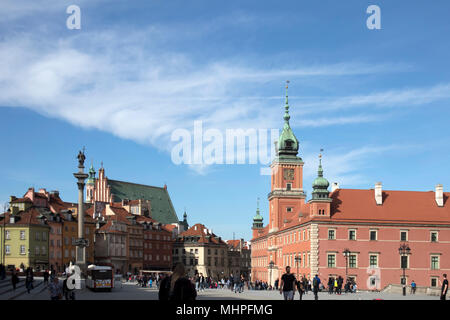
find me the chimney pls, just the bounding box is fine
[435,184,444,207]
[375,182,383,205]
[331,182,340,192]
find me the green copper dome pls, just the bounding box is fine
[252,198,263,228]
[278,82,299,157]
[312,155,330,199]
[87,164,96,185]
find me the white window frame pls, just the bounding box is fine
[328,228,336,240]
[400,230,408,242]
[369,230,378,241]
[369,253,379,268]
[430,255,440,270]
[430,231,438,243]
[327,252,337,268]
[20,230,26,240]
[348,229,357,240]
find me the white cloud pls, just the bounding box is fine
[0,16,446,175]
[302,145,413,188]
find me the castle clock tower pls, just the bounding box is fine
[268,82,306,233]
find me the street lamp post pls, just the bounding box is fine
[398,243,411,296]
[294,255,302,280]
[268,261,274,289]
[343,248,350,280]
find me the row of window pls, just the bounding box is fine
[326,253,441,270]
[5,245,47,256]
[281,252,310,268]
[173,248,226,256]
[327,229,439,242]
[49,249,90,259]
[5,230,48,241]
[144,234,171,241]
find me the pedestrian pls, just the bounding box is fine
[333,277,338,294]
[43,270,49,286]
[328,277,334,294]
[25,267,33,294]
[274,278,279,290]
[279,266,296,301]
[62,276,76,300]
[296,277,305,301]
[170,263,197,301]
[49,277,62,300]
[234,273,240,293]
[313,274,320,301]
[441,274,448,300]
[0,264,5,280]
[410,280,416,294]
[337,276,343,295]
[302,275,308,294]
[11,270,19,290]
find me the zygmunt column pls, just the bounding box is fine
[73,149,89,274]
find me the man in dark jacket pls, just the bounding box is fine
[313,274,320,300]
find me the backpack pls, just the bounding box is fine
[313,278,318,287]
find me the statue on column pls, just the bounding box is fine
[77,148,86,167]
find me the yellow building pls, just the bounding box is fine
[1,206,50,271]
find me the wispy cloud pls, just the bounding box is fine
[302,144,417,187]
[0,6,447,176]
[296,84,450,115]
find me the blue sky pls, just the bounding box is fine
[1,1,450,240]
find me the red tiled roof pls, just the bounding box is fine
[1,207,49,227]
[163,224,177,232]
[330,189,450,224]
[10,197,32,204]
[179,223,226,244]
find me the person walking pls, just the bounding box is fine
[62,275,76,300]
[0,264,5,280]
[302,275,308,295]
[410,280,416,294]
[296,277,305,301]
[313,274,321,301]
[158,263,197,301]
[43,270,49,286]
[279,266,296,301]
[328,277,333,294]
[337,276,343,295]
[25,267,33,294]
[11,270,19,290]
[48,277,62,300]
[234,273,240,293]
[333,277,338,294]
[441,274,448,300]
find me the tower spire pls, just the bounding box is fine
[312,149,330,200]
[318,148,324,177]
[284,80,290,125]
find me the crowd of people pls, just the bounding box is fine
[278,266,358,300]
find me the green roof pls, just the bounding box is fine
[108,180,179,224]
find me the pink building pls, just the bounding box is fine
[251,86,450,291]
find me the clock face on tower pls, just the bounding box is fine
[283,168,294,180]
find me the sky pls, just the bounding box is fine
[1,0,450,241]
